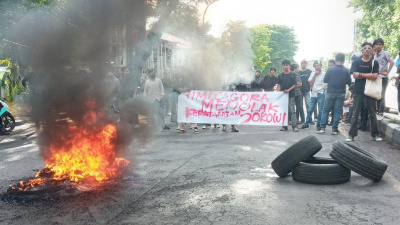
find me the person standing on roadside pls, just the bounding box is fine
[144,68,170,130]
[390,54,400,113]
[347,42,382,142]
[276,60,299,132]
[301,61,327,131]
[298,60,315,124]
[374,38,394,117]
[250,70,263,92]
[291,63,305,124]
[262,68,277,92]
[317,53,351,135]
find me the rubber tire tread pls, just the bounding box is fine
[271,135,322,177]
[330,140,388,182]
[292,157,351,185]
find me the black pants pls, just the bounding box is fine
[349,93,379,138]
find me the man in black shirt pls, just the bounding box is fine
[347,42,381,142]
[262,68,277,91]
[277,59,299,132]
[298,60,315,123]
[317,53,351,135]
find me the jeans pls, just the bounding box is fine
[378,78,388,114]
[153,100,166,127]
[304,93,325,127]
[284,96,297,129]
[295,94,305,122]
[320,93,345,130]
[398,86,400,113]
[349,93,379,138]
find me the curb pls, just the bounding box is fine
[378,115,400,147]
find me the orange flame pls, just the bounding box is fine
[11,100,129,191]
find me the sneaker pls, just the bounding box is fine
[317,128,326,134]
[316,126,321,131]
[202,125,207,129]
[346,135,354,142]
[215,124,220,128]
[332,129,339,135]
[374,136,382,142]
[222,125,227,132]
[301,124,309,129]
[280,126,288,131]
[163,126,170,130]
[293,127,299,132]
[231,126,239,132]
[194,128,199,134]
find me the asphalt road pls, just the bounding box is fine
[1,119,400,225]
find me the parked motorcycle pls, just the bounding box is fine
[0,100,15,134]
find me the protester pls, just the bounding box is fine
[389,57,400,112]
[347,42,382,142]
[328,60,335,67]
[144,68,170,130]
[118,67,139,126]
[317,53,351,135]
[301,61,327,131]
[373,38,394,117]
[290,63,305,124]
[173,73,199,134]
[262,68,277,92]
[298,60,315,124]
[250,70,263,92]
[277,60,299,132]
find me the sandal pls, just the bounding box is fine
[231,126,239,132]
[193,127,199,134]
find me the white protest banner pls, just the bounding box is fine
[177,90,288,126]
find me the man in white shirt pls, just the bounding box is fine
[301,61,327,131]
[144,69,170,130]
[373,38,394,116]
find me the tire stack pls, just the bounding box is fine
[271,136,388,184]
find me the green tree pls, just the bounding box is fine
[266,25,298,74]
[217,21,254,79]
[349,0,400,56]
[250,25,272,75]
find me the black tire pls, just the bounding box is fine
[271,135,322,177]
[2,112,15,132]
[330,140,388,182]
[292,157,351,185]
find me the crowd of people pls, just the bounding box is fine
[248,38,399,142]
[108,38,400,141]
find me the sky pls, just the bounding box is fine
[204,0,362,62]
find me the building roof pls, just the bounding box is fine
[145,31,191,48]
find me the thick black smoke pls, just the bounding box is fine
[6,1,155,163]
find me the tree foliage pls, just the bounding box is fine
[250,25,272,73]
[266,25,298,74]
[349,0,400,55]
[217,21,254,78]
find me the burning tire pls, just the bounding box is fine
[271,135,322,177]
[330,140,388,182]
[291,157,351,185]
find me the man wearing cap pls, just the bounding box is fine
[373,38,394,117]
[301,60,327,131]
